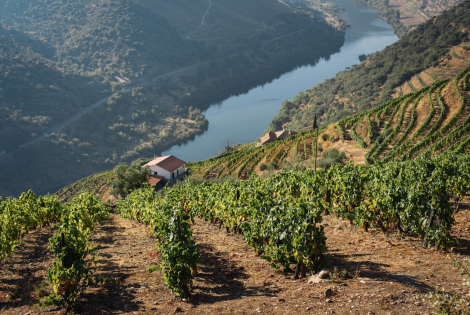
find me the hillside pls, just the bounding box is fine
[0,0,346,197]
[5,135,470,314]
[5,2,470,313]
[0,27,105,153]
[5,10,470,313]
[268,0,470,132]
[55,59,470,204]
[356,0,465,38]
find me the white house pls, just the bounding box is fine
[143,155,186,181]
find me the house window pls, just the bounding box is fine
[153,171,158,176]
[177,169,179,176]
[172,172,175,179]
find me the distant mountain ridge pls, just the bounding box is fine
[268,0,470,131]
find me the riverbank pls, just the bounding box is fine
[0,10,346,197]
[160,0,398,162]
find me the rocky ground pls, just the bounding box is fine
[2,197,470,315]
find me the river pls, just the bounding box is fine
[161,0,398,162]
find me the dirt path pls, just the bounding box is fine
[4,204,470,314]
[186,0,212,39]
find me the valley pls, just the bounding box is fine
[4,1,470,314]
[0,0,346,197]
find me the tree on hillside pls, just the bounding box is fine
[111,163,150,198]
[130,158,150,167]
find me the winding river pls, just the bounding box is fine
[161,0,398,162]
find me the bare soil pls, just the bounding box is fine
[4,199,470,314]
[329,139,367,165]
[388,0,426,28]
[410,76,423,91]
[439,81,463,130]
[420,71,436,86]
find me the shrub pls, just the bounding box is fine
[267,160,278,171]
[316,148,347,170]
[259,163,268,171]
[322,133,330,141]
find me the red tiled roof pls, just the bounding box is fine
[260,131,277,144]
[148,175,165,186]
[144,155,186,172]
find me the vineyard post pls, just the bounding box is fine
[60,232,71,313]
[423,205,434,247]
[454,195,460,213]
[313,115,318,172]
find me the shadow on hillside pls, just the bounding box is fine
[329,253,433,293]
[454,201,470,256]
[74,218,143,314]
[189,243,280,305]
[0,226,56,310]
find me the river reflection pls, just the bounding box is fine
[161,0,398,162]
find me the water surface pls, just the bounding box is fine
[162,0,398,162]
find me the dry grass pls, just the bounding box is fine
[328,139,368,165]
[439,82,461,128]
[410,76,423,90]
[392,43,470,99]
[388,0,426,28]
[404,93,428,143]
[355,117,368,141]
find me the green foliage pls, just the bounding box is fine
[42,193,109,311]
[329,153,468,248]
[403,66,470,160]
[117,186,200,299]
[428,288,467,315]
[426,255,470,315]
[350,118,368,148]
[389,80,448,161]
[417,74,429,87]
[382,92,424,162]
[407,81,418,92]
[336,124,345,140]
[111,163,151,198]
[116,151,470,302]
[55,171,115,202]
[131,158,151,168]
[366,116,374,144]
[1,0,197,78]
[0,191,63,261]
[316,148,347,170]
[370,94,418,160]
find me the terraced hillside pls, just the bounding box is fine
[186,125,329,179]
[337,64,470,164]
[182,64,470,181]
[269,0,470,132]
[56,63,470,194]
[55,58,470,197]
[55,170,115,203]
[53,39,470,194]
